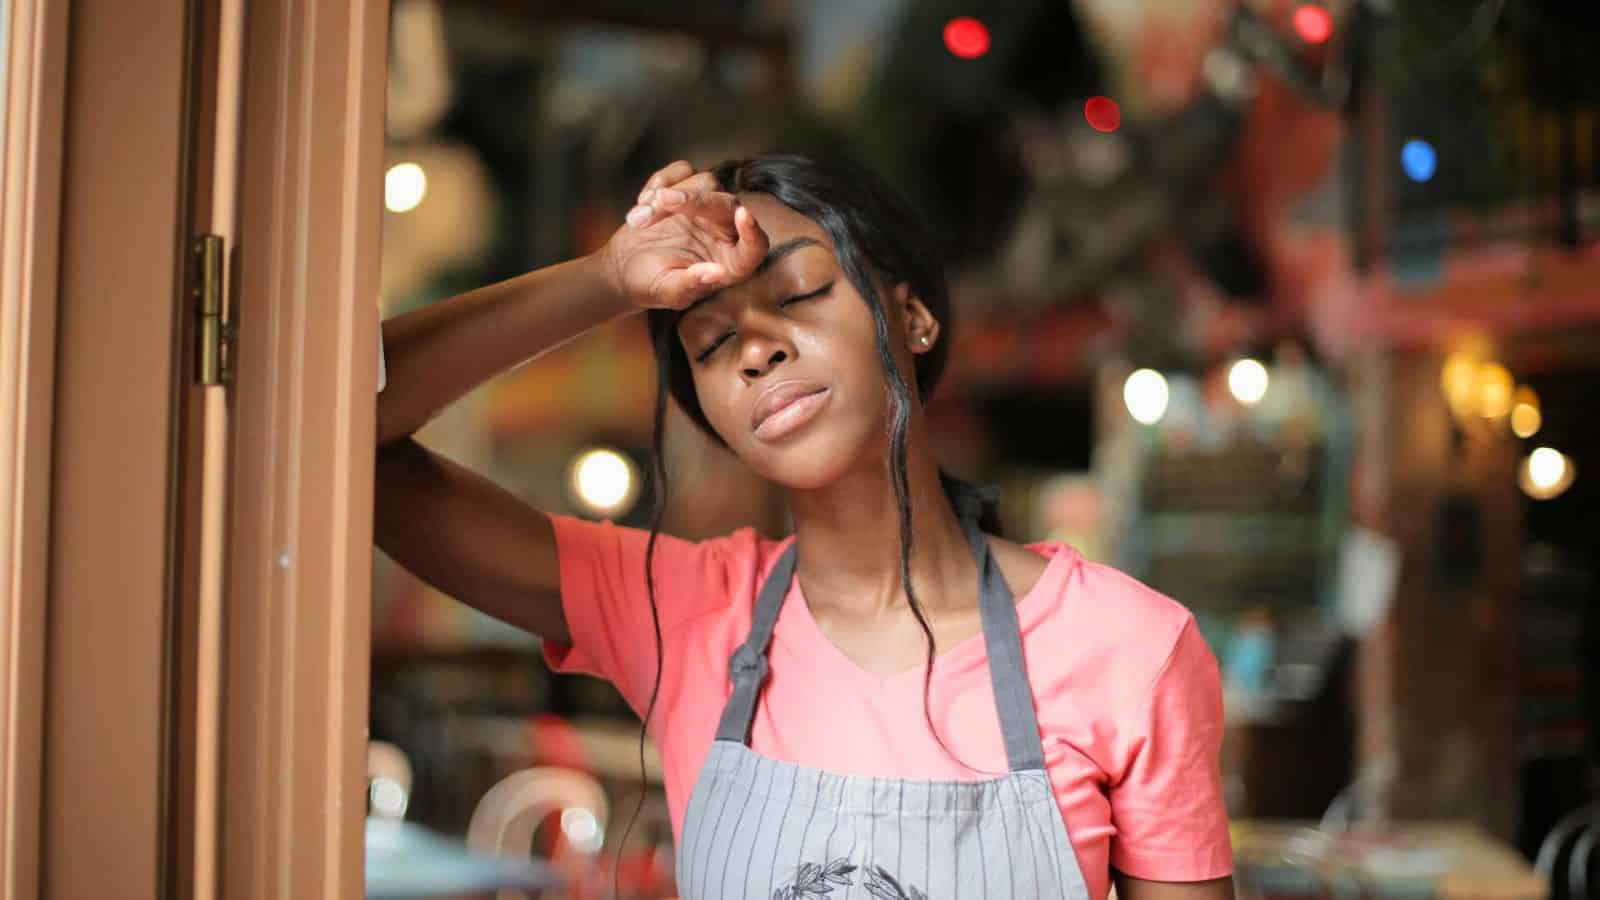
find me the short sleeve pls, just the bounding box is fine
[1108,617,1234,882]
[542,515,728,716]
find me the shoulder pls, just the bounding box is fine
[550,514,792,613]
[1015,540,1205,692]
[700,525,795,594]
[987,536,1052,598]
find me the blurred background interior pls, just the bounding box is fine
[365,0,1600,897]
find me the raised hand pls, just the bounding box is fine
[597,160,770,312]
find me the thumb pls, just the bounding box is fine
[727,205,770,277]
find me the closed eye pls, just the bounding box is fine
[692,282,835,362]
[693,331,733,363]
[780,281,834,308]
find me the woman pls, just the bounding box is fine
[376,155,1234,900]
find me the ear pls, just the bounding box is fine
[893,283,941,355]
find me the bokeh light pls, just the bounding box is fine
[1511,386,1541,438]
[943,17,990,60]
[1401,140,1437,183]
[560,807,604,853]
[384,162,428,213]
[1123,369,1170,425]
[1292,5,1334,45]
[1475,362,1513,418]
[1085,96,1122,133]
[568,448,639,517]
[1520,447,1575,500]
[369,778,407,819]
[1440,350,1480,418]
[1227,359,1270,406]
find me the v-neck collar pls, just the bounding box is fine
[769,540,1080,692]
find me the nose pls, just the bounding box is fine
[738,329,793,381]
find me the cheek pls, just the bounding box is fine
[688,370,738,441]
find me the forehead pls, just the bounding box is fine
[739,192,830,249]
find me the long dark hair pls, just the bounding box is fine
[615,154,1000,877]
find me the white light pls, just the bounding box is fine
[1227,359,1270,406]
[1123,369,1170,425]
[385,162,428,213]
[369,777,407,818]
[1520,447,1575,501]
[569,448,638,516]
[560,807,603,853]
[1529,448,1567,490]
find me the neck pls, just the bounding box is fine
[787,419,976,618]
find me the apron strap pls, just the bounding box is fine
[714,500,1048,774]
[713,542,797,744]
[963,514,1047,772]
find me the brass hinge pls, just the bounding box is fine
[191,234,233,386]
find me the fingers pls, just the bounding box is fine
[640,160,694,195]
[628,161,698,228]
[727,204,770,275]
[651,264,726,309]
[661,171,719,197]
[631,172,732,230]
[625,188,742,232]
[654,187,738,220]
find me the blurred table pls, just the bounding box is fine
[1232,820,1548,900]
[365,818,561,900]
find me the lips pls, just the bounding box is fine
[750,381,830,441]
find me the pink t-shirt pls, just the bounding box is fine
[543,515,1233,899]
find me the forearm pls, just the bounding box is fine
[376,252,633,447]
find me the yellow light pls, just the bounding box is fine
[385,162,428,213]
[568,448,638,516]
[1227,358,1270,406]
[1440,351,1480,418]
[1123,369,1170,425]
[1511,385,1541,438]
[1511,404,1541,438]
[1519,447,1575,500]
[1475,362,1513,418]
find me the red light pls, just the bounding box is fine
[1292,4,1333,44]
[1084,96,1121,133]
[943,17,990,60]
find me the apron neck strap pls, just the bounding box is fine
[714,502,1047,774]
[713,542,795,746]
[962,513,1047,772]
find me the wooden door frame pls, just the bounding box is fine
[220,1,387,898]
[0,0,66,897]
[0,0,387,896]
[34,0,197,897]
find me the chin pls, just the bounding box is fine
[738,420,884,492]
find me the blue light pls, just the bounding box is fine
[1401,139,1437,183]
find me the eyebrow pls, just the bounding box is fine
[680,237,824,318]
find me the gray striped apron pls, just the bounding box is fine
[674,511,1091,899]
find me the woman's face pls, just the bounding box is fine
[674,192,938,489]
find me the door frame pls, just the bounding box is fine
[0,0,66,897]
[219,1,387,898]
[0,0,388,896]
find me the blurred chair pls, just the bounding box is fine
[367,740,414,821]
[1319,752,1398,832]
[1569,824,1598,900]
[1536,803,1596,900]
[467,767,609,900]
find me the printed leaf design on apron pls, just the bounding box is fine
[771,858,857,900]
[862,865,928,900]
